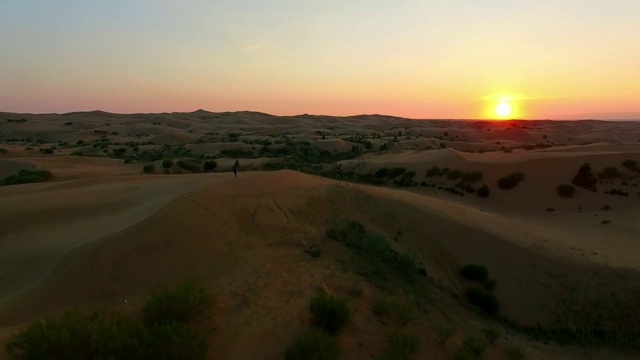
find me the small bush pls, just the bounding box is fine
[203,160,217,172]
[465,287,499,316]
[284,329,340,360]
[497,172,524,190]
[372,300,392,317]
[572,163,597,191]
[622,159,638,169]
[460,264,489,283]
[506,344,528,360]
[309,292,351,334]
[177,159,201,173]
[387,167,406,178]
[482,278,496,290]
[142,280,213,326]
[598,166,623,180]
[482,327,501,344]
[43,148,54,154]
[601,220,611,225]
[433,322,456,344]
[2,169,53,186]
[0,148,8,153]
[557,184,575,198]
[461,171,483,183]
[144,321,210,360]
[305,244,322,258]
[601,205,611,211]
[376,331,420,360]
[375,167,390,178]
[143,164,155,173]
[162,159,173,168]
[462,335,488,356]
[447,170,463,180]
[546,207,555,212]
[425,166,441,177]
[4,309,146,359]
[476,184,490,198]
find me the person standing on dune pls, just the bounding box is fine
[233,159,239,178]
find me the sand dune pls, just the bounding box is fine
[2,111,640,358]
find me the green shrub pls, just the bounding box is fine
[162,159,173,168]
[375,167,390,178]
[476,184,490,198]
[483,278,497,291]
[142,280,213,326]
[497,172,524,190]
[465,287,499,316]
[143,164,155,173]
[433,322,456,344]
[376,331,420,360]
[597,166,623,180]
[461,171,483,183]
[1,169,53,186]
[372,300,392,316]
[447,170,463,180]
[572,163,597,191]
[305,244,322,258]
[460,264,489,283]
[325,221,421,285]
[395,171,416,187]
[203,160,217,172]
[176,159,201,173]
[4,309,147,359]
[601,205,611,211]
[386,167,407,178]
[462,335,487,356]
[425,166,441,177]
[622,159,638,169]
[0,148,8,153]
[284,329,340,360]
[482,327,501,344]
[309,292,351,334]
[557,184,575,198]
[506,344,528,360]
[144,321,210,360]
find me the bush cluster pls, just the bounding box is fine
[572,163,597,191]
[557,184,575,198]
[5,280,213,359]
[1,169,53,186]
[375,167,407,179]
[497,172,525,190]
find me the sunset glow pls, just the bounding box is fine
[495,102,513,118]
[1,1,639,119]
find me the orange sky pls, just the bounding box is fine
[1,1,639,119]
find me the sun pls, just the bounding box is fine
[494,102,512,118]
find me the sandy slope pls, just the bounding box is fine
[1,171,638,359]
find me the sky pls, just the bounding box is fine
[1,0,639,119]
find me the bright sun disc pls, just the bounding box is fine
[494,102,512,118]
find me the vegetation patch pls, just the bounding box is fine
[572,163,597,191]
[460,264,489,283]
[476,184,490,198]
[5,280,212,359]
[497,172,525,190]
[376,331,420,360]
[465,286,500,316]
[1,169,53,186]
[284,329,340,360]
[556,184,575,198]
[309,292,351,334]
[143,164,155,173]
[325,221,422,290]
[177,159,202,173]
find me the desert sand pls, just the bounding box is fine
[1,111,640,359]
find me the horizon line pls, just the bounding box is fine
[1,108,639,122]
